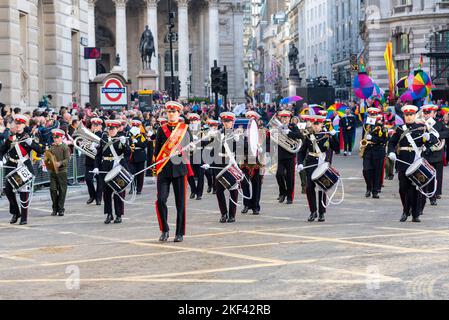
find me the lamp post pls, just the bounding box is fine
[168,0,176,100]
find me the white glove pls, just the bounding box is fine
[234,134,240,142]
[119,136,127,144]
[132,138,138,144]
[366,134,372,141]
[201,164,210,170]
[0,160,3,168]
[423,132,431,141]
[296,164,304,173]
[90,142,98,152]
[388,152,397,161]
[329,129,337,136]
[25,137,33,146]
[92,168,99,175]
[282,129,290,135]
[148,130,154,137]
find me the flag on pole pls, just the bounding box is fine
[384,41,396,100]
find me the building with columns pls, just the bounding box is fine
[90,0,246,101]
[0,0,246,110]
[361,0,449,97]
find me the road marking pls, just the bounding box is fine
[378,227,449,237]
[0,278,257,284]
[243,230,439,254]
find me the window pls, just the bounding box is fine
[395,33,409,54]
[397,59,410,79]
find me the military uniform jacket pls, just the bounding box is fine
[154,124,192,178]
[363,124,388,157]
[298,131,339,169]
[206,129,238,169]
[129,133,147,163]
[422,120,449,163]
[277,124,302,161]
[94,133,130,172]
[387,123,438,172]
[0,132,44,175]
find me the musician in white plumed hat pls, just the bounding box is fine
[387,104,438,222]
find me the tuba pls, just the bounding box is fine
[72,124,101,159]
[268,116,302,153]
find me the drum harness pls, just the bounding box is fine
[397,125,437,198]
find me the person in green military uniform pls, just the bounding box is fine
[47,128,71,216]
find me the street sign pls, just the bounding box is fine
[138,90,153,112]
[100,77,127,110]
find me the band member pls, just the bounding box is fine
[297,115,339,222]
[155,101,193,242]
[419,104,449,207]
[48,129,71,216]
[187,113,205,200]
[207,112,240,223]
[85,117,103,205]
[93,120,130,224]
[340,107,356,156]
[361,108,388,198]
[241,111,263,215]
[383,108,397,180]
[275,110,302,204]
[387,105,438,222]
[128,119,147,194]
[204,119,218,194]
[0,115,45,225]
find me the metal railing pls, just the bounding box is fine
[0,151,87,192]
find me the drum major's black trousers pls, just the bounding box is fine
[155,175,187,236]
[5,182,29,220]
[205,169,216,192]
[276,158,296,201]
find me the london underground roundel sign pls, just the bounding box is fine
[100,77,127,108]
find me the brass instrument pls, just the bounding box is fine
[44,150,58,173]
[72,124,101,159]
[359,125,380,158]
[268,116,302,153]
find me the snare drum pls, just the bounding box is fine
[311,162,341,192]
[406,158,436,188]
[6,165,34,192]
[104,165,133,194]
[216,163,244,190]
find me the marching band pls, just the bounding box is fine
[1,101,448,241]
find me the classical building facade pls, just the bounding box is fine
[0,0,246,110]
[0,0,90,110]
[361,0,449,97]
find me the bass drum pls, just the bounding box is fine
[104,165,133,194]
[311,162,341,192]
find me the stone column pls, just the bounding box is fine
[145,0,159,79]
[113,0,128,79]
[233,2,245,102]
[208,0,220,71]
[87,0,97,80]
[177,0,190,99]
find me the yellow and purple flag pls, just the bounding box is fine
[384,41,395,100]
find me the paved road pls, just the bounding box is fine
[1,142,449,299]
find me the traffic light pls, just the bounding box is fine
[211,66,221,93]
[219,70,228,96]
[84,47,101,60]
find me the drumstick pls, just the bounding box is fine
[394,159,412,166]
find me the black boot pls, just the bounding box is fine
[174,235,183,242]
[430,199,437,206]
[58,210,65,216]
[207,186,212,193]
[220,214,228,223]
[51,211,57,216]
[278,195,286,203]
[308,212,317,222]
[372,192,379,199]
[227,216,235,223]
[318,213,325,222]
[412,216,421,223]
[10,214,19,224]
[159,232,169,242]
[190,192,196,199]
[19,219,27,225]
[252,209,260,215]
[241,206,249,214]
[114,216,122,224]
[104,214,113,224]
[400,213,408,222]
[286,199,293,204]
[365,191,371,198]
[86,197,94,205]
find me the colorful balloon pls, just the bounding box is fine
[353,73,374,100]
[407,70,432,99]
